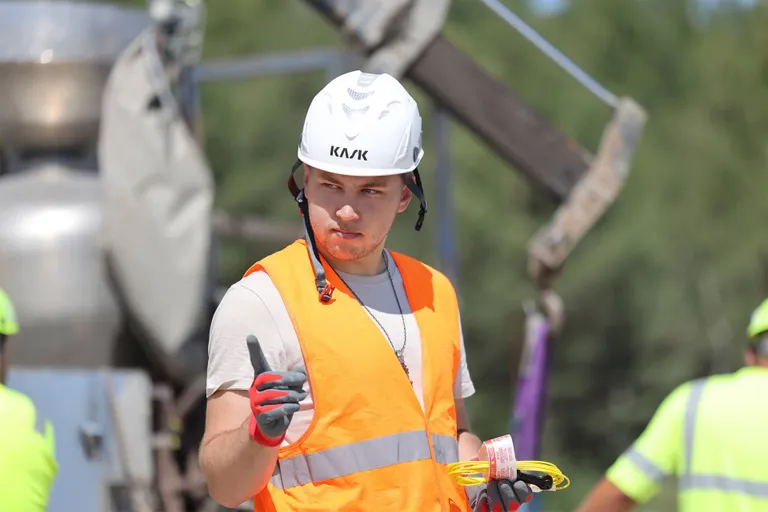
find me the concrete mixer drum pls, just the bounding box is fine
[0,163,127,367]
[0,1,150,151]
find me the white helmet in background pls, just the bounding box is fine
[297,70,424,176]
[288,70,428,303]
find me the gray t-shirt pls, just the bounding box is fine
[206,250,475,446]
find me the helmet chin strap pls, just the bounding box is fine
[405,169,428,231]
[288,159,333,303]
[287,159,428,303]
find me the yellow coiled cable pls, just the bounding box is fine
[446,460,570,492]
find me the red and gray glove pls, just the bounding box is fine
[246,335,307,447]
[470,478,533,512]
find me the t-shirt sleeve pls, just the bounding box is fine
[454,309,476,400]
[206,273,289,398]
[605,381,692,503]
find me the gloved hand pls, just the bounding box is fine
[246,334,307,447]
[471,478,533,512]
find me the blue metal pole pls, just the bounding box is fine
[195,48,344,82]
[432,104,457,285]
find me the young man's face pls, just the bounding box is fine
[303,166,411,264]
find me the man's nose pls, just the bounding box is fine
[336,204,360,222]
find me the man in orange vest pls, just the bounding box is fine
[200,70,533,512]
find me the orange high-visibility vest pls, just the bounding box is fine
[244,239,470,512]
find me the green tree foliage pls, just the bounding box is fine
[113,0,768,509]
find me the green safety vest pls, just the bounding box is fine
[0,384,58,511]
[606,367,768,511]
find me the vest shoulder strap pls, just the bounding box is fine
[389,249,459,318]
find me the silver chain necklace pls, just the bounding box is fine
[335,251,410,383]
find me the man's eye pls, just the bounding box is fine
[323,183,339,190]
[363,189,380,195]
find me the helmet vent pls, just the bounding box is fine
[347,88,374,101]
[342,103,370,121]
[357,73,380,87]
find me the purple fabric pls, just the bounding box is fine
[512,317,550,462]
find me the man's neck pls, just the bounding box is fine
[323,247,387,276]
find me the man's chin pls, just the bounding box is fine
[322,242,367,262]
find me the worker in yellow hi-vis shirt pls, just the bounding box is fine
[0,287,58,511]
[575,297,768,512]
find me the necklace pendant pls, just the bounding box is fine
[397,352,412,384]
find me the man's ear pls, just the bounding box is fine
[303,164,312,189]
[746,347,757,367]
[398,183,412,213]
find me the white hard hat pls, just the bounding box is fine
[297,70,424,176]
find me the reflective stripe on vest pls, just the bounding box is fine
[680,475,768,497]
[432,432,460,465]
[271,431,458,490]
[681,379,768,499]
[623,446,669,484]
[682,379,706,476]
